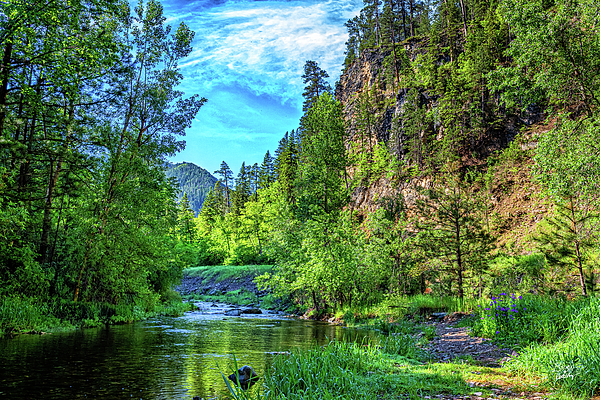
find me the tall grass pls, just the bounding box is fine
[341,294,479,325]
[263,341,378,399]
[0,297,63,334]
[222,338,474,400]
[184,265,273,282]
[471,294,576,346]
[505,296,600,397]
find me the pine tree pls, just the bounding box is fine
[177,193,196,243]
[301,61,332,113]
[231,162,252,214]
[535,196,597,296]
[214,161,233,213]
[259,150,275,190]
[415,170,495,299]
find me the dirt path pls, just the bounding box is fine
[423,316,552,400]
[428,321,514,367]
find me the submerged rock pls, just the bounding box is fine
[228,365,258,390]
[241,308,262,315]
[224,309,242,316]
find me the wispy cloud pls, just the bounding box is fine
[160,0,362,172]
[168,0,361,107]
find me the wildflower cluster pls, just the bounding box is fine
[476,293,527,341]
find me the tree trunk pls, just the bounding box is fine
[458,0,468,37]
[39,104,75,263]
[409,0,415,37]
[389,0,400,88]
[455,217,464,299]
[0,41,12,136]
[569,196,588,296]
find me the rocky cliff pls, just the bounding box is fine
[334,45,548,248]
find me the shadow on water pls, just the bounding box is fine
[0,302,377,399]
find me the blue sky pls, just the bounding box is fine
[159,0,363,175]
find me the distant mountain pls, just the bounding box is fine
[166,162,218,215]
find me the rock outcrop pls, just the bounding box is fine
[176,273,266,297]
[335,44,544,217]
[228,365,259,390]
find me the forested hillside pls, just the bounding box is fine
[166,162,217,215]
[189,0,600,308]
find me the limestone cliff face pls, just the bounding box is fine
[335,45,543,219]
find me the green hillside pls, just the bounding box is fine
[166,162,218,215]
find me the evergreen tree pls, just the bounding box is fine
[250,163,260,200]
[301,61,332,113]
[259,150,275,190]
[231,162,252,214]
[415,169,495,299]
[214,161,233,213]
[177,193,196,244]
[276,132,299,205]
[535,196,597,296]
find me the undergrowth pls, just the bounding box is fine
[503,296,600,398]
[0,296,194,337]
[340,294,479,325]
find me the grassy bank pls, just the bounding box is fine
[338,294,480,324]
[217,293,600,399]
[181,265,600,398]
[179,265,299,312]
[470,294,600,398]
[226,340,479,400]
[184,264,273,282]
[0,295,194,337]
[223,326,536,400]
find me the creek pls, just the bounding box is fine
[0,302,376,399]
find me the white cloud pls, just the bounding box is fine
[160,0,363,171]
[167,0,362,108]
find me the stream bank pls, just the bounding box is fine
[175,265,299,313]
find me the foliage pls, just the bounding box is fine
[165,162,218,215]
[0,296,193,336]
[471,294,573,347]
[0,0,203,322]
[223,339,483,400]
[184,264,273,283]
[415,170,495,299]
[486,254,547,294]
[301,61,332,113]
[490,0,600,113]
[505,296,600,397]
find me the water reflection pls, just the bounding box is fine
[0,303,376,399]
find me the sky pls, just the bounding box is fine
[159,0,363,175]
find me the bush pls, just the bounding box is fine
[0,297,60,335]
[225,244,271,266]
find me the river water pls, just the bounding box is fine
[0,302,376,399]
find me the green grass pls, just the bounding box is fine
[184,288,260,307]
[338,294,479,325]
[0,296,195,337]
[470,293,575,347]
[184,264,273,282]
[504,296,600,398]
[223,339,491,400]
